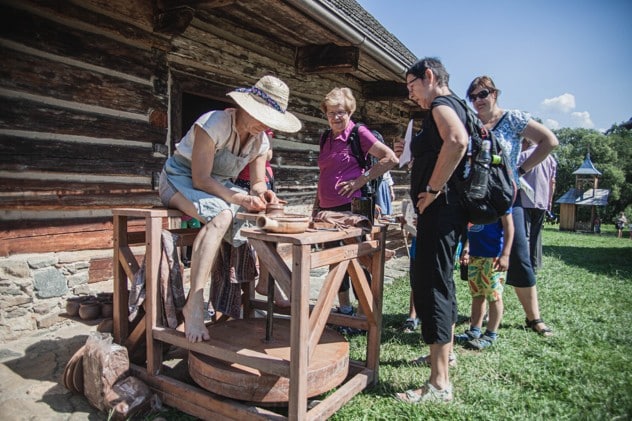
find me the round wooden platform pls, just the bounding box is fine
[188,318,349,403]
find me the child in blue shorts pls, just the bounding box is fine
[455,210,514,350]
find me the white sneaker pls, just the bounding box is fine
[395,381,454,403]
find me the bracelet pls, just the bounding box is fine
[518,167,527,176]
[426,185,441,195]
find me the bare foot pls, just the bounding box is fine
[182,300,210,342]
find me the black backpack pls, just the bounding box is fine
[320,123,383,199]
[451,96,516,224]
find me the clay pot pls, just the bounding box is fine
[265,203,285,216]
[66,296,90,317]
[97,292,113,303]
[97,318,113,333]
[66,300,81,317]
[79,302,101,320]
[101,302,113,318]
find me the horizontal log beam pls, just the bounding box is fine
[0,5,157,79]
[296,44,359,74]
[362,81,409,101]
[0,100,166,146]
[1,47,165,115]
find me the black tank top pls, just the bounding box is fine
[410,94,468,202]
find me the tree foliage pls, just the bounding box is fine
[553,122,632,223]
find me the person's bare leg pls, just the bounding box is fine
[181,209,233,342]
[514,285,550,332]
[169,192,204,223]
[409,291,417,320]
[428,343,451,390]
[470,296,486,329]
[487,298,503,333]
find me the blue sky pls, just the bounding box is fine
[356,0,632,132]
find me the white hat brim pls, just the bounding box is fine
[227,91,302,133]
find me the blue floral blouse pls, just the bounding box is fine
[491,109,530,182]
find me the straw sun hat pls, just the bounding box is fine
[227,75,302,133]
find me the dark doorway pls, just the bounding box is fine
[181,93,232,137]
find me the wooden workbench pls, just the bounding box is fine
[111,208,386,420]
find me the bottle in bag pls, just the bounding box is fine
[468,139,492,199]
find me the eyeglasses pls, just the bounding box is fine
[469,89,492,102]
[326,110,348,119]
[406,76,420,87]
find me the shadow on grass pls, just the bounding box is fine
[545,244,631,276]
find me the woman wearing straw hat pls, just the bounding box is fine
[159,75,301,342]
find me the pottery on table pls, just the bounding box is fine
[256,215,310,234]
[265,203,285,216]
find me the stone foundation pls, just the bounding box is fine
[0,249,115,343]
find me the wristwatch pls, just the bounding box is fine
[426,185,441,196]
[363,170,371,180]
[518,166,527,176]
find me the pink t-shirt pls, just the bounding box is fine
[317,122,379,208]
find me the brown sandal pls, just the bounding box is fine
[526,318,553,337]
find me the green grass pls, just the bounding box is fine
[331,225,632,420]
[152,226,632,420]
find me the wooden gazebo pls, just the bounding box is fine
[556,152,609,231]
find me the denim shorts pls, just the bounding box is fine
[159,156,253,247]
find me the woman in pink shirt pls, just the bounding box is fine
[313,87,397,322]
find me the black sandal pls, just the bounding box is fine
[525,318,553,337]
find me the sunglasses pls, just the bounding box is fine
[406,76,421,87]
[469,89,492,102]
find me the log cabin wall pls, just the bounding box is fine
[0,0,418,340]
[0,0,170,257]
